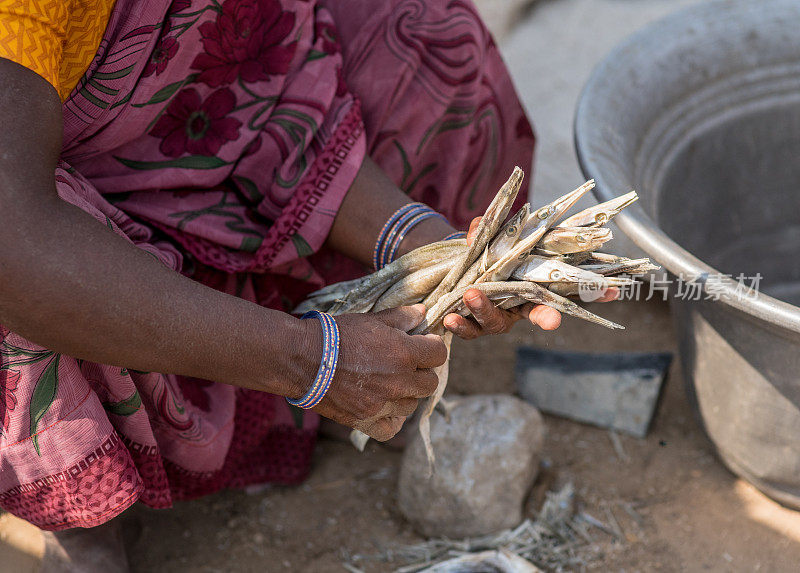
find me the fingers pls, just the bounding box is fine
[443,295,562,337]
[406,368,440,398]
[528,305,561,330]
[374,303,426,332]
[596,287,619,302]
[463,289,514,335]
[393,397,421,418]
[466,217,481,245]
[407,334,448,369]
[443,313,482,339]
[356,398,419,442]
[510,303,535,319]
[363,416,406,442]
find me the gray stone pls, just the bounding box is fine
[515,348,671,438]
[398,395,545,538]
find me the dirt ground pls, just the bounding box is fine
[112,298,799,572]
[3,301,800,572]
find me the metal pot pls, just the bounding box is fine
[574,0,800,507]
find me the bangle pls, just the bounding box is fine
[385,210,447,264]
[378,205,429,269]
[443,231,467,241]
[374,204,448,270]
[373,203,425,270]
[287,310,340,409]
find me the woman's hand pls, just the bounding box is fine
[308,304,447,441]
[442,217,618,339]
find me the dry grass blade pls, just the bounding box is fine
[344,483,611,572]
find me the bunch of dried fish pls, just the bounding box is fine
[297,168,654,327]
[294,167,657,460]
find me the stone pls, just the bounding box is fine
[398,394,545,538]
[515,348,671,438]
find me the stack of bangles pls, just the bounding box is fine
[288,207,466,409]
[372,202,465,270]
[287,310,340,409]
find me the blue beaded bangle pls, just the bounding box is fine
[373,203,425,270]
[376,203,429,270]
[378,204,432,268]
[385,210,447,264]
[288,310,340,409]
[376,205,450,269]
[443,231,467,241]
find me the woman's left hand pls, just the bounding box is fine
[442,217,618,339]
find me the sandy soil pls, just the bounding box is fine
[3,299,800,572]
[111,298,799,572]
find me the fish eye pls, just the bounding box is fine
[537,208,549,220]
[596,213,608,223]
[576,235,587,243]
[506,225,517,236]
[550,269,563,281]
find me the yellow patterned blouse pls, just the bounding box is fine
[0,0,116,100]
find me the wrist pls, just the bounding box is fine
[249,311,321,400]
[287,315,324,400]
[394,214,457,258]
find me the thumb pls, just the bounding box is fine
[467,217,481,245]
[373,303,427,332]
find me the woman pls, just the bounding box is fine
[0,0,574,560]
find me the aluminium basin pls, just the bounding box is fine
[574,0,800,508]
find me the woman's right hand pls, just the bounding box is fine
[301,304,447,442]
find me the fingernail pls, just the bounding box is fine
[466,294,483,309]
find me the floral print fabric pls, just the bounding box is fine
[0,0,534,530]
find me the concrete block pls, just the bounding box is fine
[515,348,671,437]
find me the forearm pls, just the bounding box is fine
[0,192,317,398]
[326,156,457,265]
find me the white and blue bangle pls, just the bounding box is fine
[374,203,448,270]
[385,210,447,264]
[288,310,340,409]
[372,202,424,270]
[443,231,466,241]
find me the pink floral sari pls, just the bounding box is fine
[0,0,534,530]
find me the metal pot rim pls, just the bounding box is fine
[574,0,800,332]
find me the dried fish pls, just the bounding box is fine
[579,258,661,276]
[372,259,452,312]
[296,169,650,463]
[484,202,530,271]
[477,180,595,283]
[536,226,613,255]
[512,257,609,284]
[328,239,466,315]
[422,167,524,306]
[558,190,638,228]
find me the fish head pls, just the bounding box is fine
[539,226,613,255]
[560,190,639,227]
